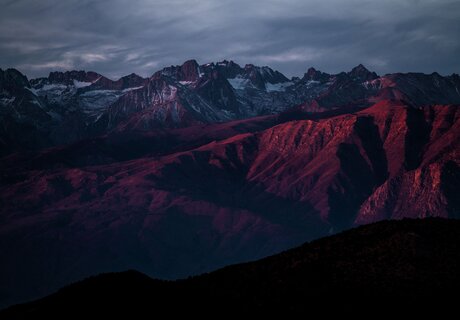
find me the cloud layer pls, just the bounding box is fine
[1,0,459,79]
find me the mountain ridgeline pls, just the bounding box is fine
[1,61,460,154]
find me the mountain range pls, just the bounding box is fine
[0,60,459,307]
[2,60,460,155]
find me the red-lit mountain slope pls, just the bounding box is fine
[0,99,458,307]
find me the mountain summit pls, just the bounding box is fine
[349,64,379,81]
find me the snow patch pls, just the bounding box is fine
[197,66,204,78]
[94,112,104,122]
[362,79,382,90]
[179,81,193,86]
[31,99,44,108]
[80,90,116,97]
[306,80,320,87]
[228,77,251,90]
[93,76,103,83]
[38,84,67,91]
[25,87,38,94]
[73,80,92,88]
[122,86,144,92]
[265,82,293,92]
[0,97,15,105]
[80,90,122,111]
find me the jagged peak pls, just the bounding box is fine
[47,70,102,85]
[241,64,288,81]
[215,59,239,66]
[349,64,378,81]
[0,68,30,88]
[214,60,243,72]
[0,67,25,78]
[181,59,199,68]
[305,67,318,77]
[303,67,330,82]
[244,63,256,70]
[48,70,100,77]
[119,73,145,81]
[155,59,202,81]
[351,64,369,73]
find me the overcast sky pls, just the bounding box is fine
[1,0,459,79]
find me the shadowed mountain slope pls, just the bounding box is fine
[2,218,459,317]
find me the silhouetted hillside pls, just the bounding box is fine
[2,218,459,317]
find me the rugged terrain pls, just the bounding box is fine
[2,60,460,153]
[0,61,459,307]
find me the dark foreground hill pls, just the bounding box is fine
[2,218,459,317]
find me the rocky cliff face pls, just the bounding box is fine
[356,104,460,222]
[0,68,53,155]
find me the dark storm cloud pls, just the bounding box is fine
[0,0,459,79]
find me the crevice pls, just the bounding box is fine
[328,143,375,231]
[404,108,431,170]
[354,116,389,185]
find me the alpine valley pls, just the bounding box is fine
[1,60,459,308]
